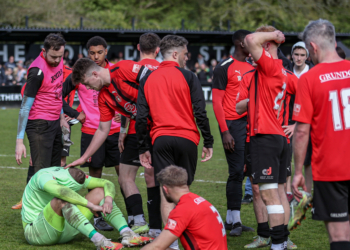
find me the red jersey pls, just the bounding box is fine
[62,66,76,107]
[212,56,254,131]
[247,49,295,137]
[237,66,297,142]
[293,60,350,182]
[98,59,159,123]
[164,193,228,250]
[137,61,213,147]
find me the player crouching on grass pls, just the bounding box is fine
[21,166,151,249]
[141,165,228,250]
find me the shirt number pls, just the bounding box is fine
[329,88,350,131]
[210,205,226,237]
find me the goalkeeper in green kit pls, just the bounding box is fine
[21,167,151,249]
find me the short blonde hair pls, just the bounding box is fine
[156,165,188,187]
[255,25,280,47]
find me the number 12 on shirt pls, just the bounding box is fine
[329,88,350,131]
[210,205,226,237]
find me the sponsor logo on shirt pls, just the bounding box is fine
[293,103,301,116]
[262,167,272,175]
[194,197,206,205]
[319,70,350,83]
[51,69,63,83]
[132,64,141,73]
[167,219,177,230]
[124,102,137,116]
[282,69,287,76]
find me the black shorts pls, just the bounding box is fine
[304,137,312,166]
[220,118,247,181]
[313,180,350,222]
[153,136,197,186]
[80,132,120,169]
[287,139,292,177]
[61,125,72,157]
[120,134,140,167]
[26,119,62,173]
[250,134,288,184]
[244,141,252,177]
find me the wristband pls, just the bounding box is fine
[120,127,127,134]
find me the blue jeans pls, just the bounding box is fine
[244,177,253,196]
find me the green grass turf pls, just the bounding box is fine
[0,105,328,250]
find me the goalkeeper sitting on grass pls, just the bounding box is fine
[21,167,151,249]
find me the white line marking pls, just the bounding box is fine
[0,166,227,184]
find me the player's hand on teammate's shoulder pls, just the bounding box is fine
[65,157,86,169]
[15,139,26,165]
[201,147,213,162]
[139,151,152,169]
[273,30,285,44]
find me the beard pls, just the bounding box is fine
[162,186,174,203]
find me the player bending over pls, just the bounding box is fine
[21,167,151,249]
[141,165,227,250]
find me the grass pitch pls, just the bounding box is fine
[0,105,328,249]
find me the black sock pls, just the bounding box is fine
[283,225,290,242]
[126,194,144,217]
[120,188,132,218]
[147,187,162,230]
[330,241,350,250]
[270,224,285,245]
[26,166,34,184]
[257,222,270,238]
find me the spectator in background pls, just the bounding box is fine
[197,53,205,65]
[63,49,73,66]
[0,64,6,86]
[77,53,84,59]
[336,46,346,59]
[16,61,27,85]
[25,59,34,69]
[194,62,200,73]
[197,63,211,82]
[116,51,124,62]
[286,54,292,60]
[5,56,16,70]
[186,52,195,71]
[4,68,16,86]
[219,54,228,63]
[209,58,217,77]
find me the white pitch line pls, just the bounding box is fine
[0,166,228,184]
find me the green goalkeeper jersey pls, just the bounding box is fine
[21,167,92,224]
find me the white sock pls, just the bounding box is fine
[232,210,241,224]
[284,241,287,248]
[226,210,233,224]
[128,216,134,224]
[120,227,132,235]
[94,217,99,223]
[134,214,146,225]
[271,243,284,250]
[90,232,104,243]
[169,239,179,249]
[287,192,292,195]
